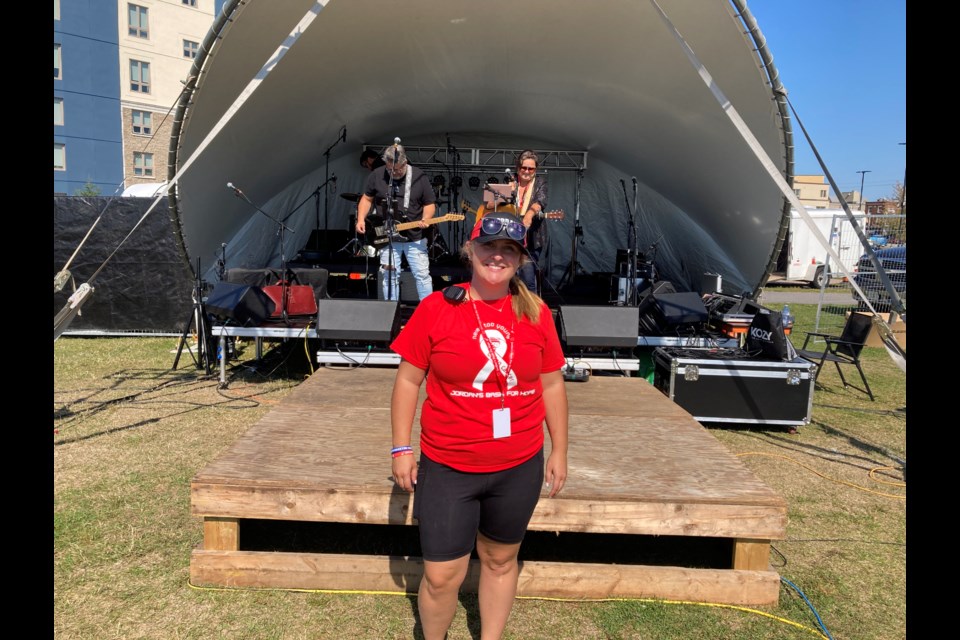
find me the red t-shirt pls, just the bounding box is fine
[390,286,565,472]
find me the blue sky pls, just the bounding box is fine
[745,0,906,203]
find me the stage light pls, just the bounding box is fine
[468,176,480,190]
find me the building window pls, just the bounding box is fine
[134,152,154,177]
[130,59,150,93]
[54,43,62,79]
[820,189,827,198]
[54,0,60,20]
[182,0,197,6]
[128,4,149,39]
[54,97,64,126]
[55,143,66,171]
[183,39,199,59]
[793,189,800,196]
[132,110,152,135]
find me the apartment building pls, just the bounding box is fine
[53,1,215,195]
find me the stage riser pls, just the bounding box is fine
[190,550,781,605]
[191,485,786,540]
[190,368,787,606]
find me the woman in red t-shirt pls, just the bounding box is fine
[390,211,569,640]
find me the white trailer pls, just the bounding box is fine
[785,209,867,288]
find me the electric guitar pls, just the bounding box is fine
[364,213,465,247]
[464,201,565,222]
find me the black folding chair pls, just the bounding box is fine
[796,312,875,401]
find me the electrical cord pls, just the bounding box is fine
[186,580,830,638]
[736,452,905,499]
[780,577,834,640]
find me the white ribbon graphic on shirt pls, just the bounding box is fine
[472,328,517,391]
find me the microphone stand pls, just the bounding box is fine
[286,176,336,258]
[383,146,403,302]
[559,168,585,288]
[447,135,463,250]
[231,185,294,324]
[321,126,346,254]
[620,179,639,306]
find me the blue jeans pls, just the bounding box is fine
[380,238,432,301]
[518,248,541,294]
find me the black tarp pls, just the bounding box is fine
[54,196,196,334]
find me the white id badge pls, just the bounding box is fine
[492,408,511,439]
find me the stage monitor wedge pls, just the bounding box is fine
[315,299,400,343]
[559,305,639,348]
[205,282,275,327]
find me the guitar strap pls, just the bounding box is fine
[400,165,412,211]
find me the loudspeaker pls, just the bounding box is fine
[650,292,709,328]
[558,305,639,347]
[315,299,400,342]
[205,282,275,326]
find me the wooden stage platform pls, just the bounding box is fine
[191,367,787,605]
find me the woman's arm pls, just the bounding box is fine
[540,369,568,497]
[391,360,427,492]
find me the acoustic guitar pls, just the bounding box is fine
[465,201,565,222]
[364,213,465,247]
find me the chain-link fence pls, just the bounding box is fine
[812,214,906,340]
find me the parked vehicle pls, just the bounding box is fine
[869,233,888,249]
[853,246,906,309]
[784,210,867,288]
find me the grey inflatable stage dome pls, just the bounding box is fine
[168,0,793,297]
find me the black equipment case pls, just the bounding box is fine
[652,347,817,428]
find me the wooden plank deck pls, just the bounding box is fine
[191,367,787,605]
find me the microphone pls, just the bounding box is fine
[341,126,347,142]
[632,176,638,185]
[394,137,401,146]
[505,168,515,181]
[331,174,337,193]
[226,182,242,196]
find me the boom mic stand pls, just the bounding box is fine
[228,182,294,324]
[320,125,347,253]
[620,179,640,306]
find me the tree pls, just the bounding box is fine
[74,181,101,196]
[890,180,905,215]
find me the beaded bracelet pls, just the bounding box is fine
[391,449,414,459]
[391,445,413,454]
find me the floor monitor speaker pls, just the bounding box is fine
[205,282,275,327]
[650,292,709,330]
[559,305,639,348]
[315,299,400,343]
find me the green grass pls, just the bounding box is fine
[54,313,906,639]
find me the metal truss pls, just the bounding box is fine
[362,145,587,172]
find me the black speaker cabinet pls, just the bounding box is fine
[315,299,400,343]
[558,305,639,348]
[650,292,709,328]
[205,282,275,327]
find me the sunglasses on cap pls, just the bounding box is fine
[481,216,526,242]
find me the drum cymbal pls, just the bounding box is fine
[339,192,362,202]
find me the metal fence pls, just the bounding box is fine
[813,214,906,340]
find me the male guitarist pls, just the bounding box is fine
[356,141,436,301]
